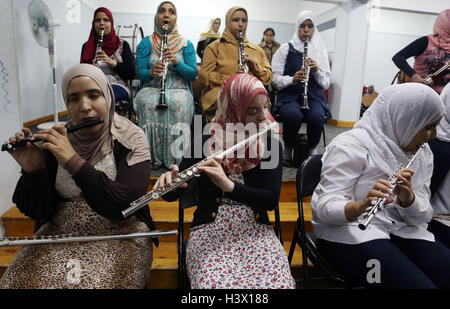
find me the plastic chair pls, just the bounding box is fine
[288,154,350,288]
[111,83,137,123]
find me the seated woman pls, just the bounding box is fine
[258,27,280,64]
[311,83,450,288]
[157,74,295,289]
[271,10,331,165]
[392,9,450,94]
[429,82,450,248]
[80,7,135,91]
[0,64,154,289]
[200,6,272,122]
[196,18,221,62]
[135,1,197,170]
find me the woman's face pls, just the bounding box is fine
[157,2,177,32]
[94,12,112,36]
[264,30,274,45]
[298,19,315,42]
[229,10,247,39]
[244,94,269,126]
[403,117,442,151]
[66,76,108,134]
[212,18,221,33]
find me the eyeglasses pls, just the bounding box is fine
[299,23,314,29]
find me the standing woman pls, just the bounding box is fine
[271,10,331,164]
[157,74,295,289]
[258,28,280,64]
[196,18,221,62]
[80,7,135,89]
[200,6,272,122]
[429,82,450,248]
[392,9,450,94]
[311,83,450,288]
[0,64,154,289]
[135,1,197,170]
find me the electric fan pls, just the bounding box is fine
[28,0,63,129]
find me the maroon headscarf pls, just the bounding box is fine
[80,7,121,64]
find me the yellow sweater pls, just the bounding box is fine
[200,37,272,113]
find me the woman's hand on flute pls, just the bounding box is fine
[34,125,76,167]
[196,158,235,193]
[154,165,188,190]
[344,178,395,221]
[393,168,415,208]
[5,128,45,172]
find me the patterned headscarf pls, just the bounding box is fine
[429,9,450,53]
[151,1,187,56]
[62,64,150,166]
[80,7,121,64]
[207,74,279,174]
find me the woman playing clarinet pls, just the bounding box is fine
[200,6,272,122]
[135,1,197,170]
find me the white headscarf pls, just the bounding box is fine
[290,10,330,74]
[437,83,450,142]
[330,83,444,188]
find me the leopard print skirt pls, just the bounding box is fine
[0,200,153,289]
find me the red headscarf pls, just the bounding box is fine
[207,74,279,174]
[429,9,450,53]
[80,7,121,64]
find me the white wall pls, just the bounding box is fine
[81,0,308,23]
[0,0,22,236]
[362,8,438,92]
[14,0,93,123]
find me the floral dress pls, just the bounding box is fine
[135,48,194,169]
[186,174,295,289]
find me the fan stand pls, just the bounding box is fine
[37,68,63,129]
[36,27,64,130]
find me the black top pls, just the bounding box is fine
[12,140,156,242]
[392,36,429,77]
[163,134,283,228]
[81,40,136,81]
[197,37,219,61]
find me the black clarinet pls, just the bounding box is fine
[2,118,104,151]
[156,22,169,110]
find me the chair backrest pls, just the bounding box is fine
[296,154,323,201]
[111,83,131,102]
[296,154,323,222]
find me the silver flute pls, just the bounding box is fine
[156,22,169,110]
[0,230,177,247]
[93,29,105,65]
[122,122,278,218]
[238,31,249,74]
[300,36,310,110]
[358,144,425,230]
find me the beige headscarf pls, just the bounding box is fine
[62,64,150,166]
[222,6,248,45]
[199,18,221,41]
